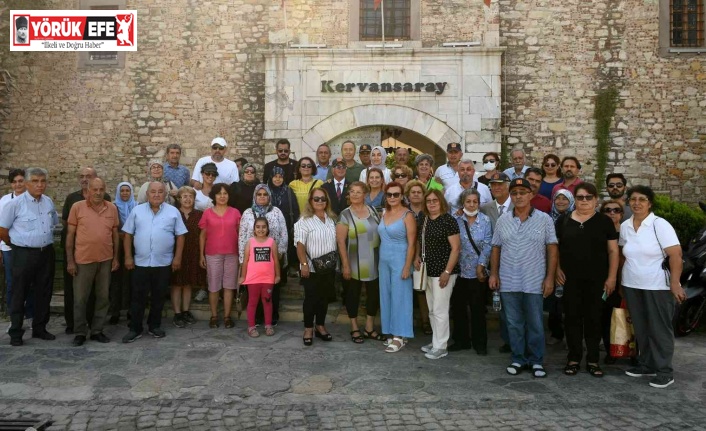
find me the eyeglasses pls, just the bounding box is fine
[299,164,313,169]
[334,164,346,169]
[211,146,225,150]
[575,194,594,201]
[244,170,255,174]
[394,173,408,179]
[510,191,530,197]
[607,183,624,188]
[277,149,290,153]
[426,198,440,204]
[629,197,649,203]
[543,163,557,168]
[203,172,217,177]
[312,196,327,203]
[603,208,622,214]
[386,192,402,198]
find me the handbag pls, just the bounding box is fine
[413,216,429,292]
[609,300,636,358]
[306,250,338,274]
[652,217,690,286]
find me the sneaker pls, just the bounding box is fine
[122,331,142,343]
[182,311,197,325]
[546,337,562,346]
[625,367,657,378]
[420,343,434,353]
[173,313,186,328]
[148,328,166,338]
[424,348,448,360]
[194,289,208,302]
[649,375,675,388]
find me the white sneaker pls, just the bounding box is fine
[424,348,448,360]
[421,343,433,353]
[194,289,208,302]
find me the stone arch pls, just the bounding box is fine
[300,104,461,153]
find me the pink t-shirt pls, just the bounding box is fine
[243,237,276,285]
[198,207,241,256]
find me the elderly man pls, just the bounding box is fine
[163,143,190,189]
[445,159,492,214]
[358,144,372,168]
[525,168,552,213]
[191,137,240,189]
[321,158,349,216]
[395,148,410,166]
[605,173,632,221]
[313,144,332,181]
[551,156,583,197]
[0,168,59,346]
[435,143,464,189]
[263,139,297,184]
[489,178,558,378]
[480,172,513,228]
[121,182,187,343]
[65,178,120,346]
[62,166,110,334]
[328,140,365,184]
[502,148,531,180]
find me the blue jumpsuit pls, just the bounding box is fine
[377,211,414,338]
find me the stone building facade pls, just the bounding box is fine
[0,0,704,205]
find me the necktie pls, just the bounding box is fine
[499,205,505,215]
[336,182,342,199]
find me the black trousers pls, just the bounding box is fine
[129,265,171,333]
[303,271,334,328]
[450,277,488,349]
[563,278,604,363]
[543,294,564,340]
[344,278,380,319]
[9,246,55,339]
[109,240,132,318]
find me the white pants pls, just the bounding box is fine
[425,274,457,350]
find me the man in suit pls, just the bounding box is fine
[480,172,513,229]
[321,158,349,216]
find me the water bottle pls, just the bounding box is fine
[492,291,501,311]
[555,285,564,298]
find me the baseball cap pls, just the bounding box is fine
[359,144,372,153]
[211,137,227,148]
[488,172,510,183]
[446,143,462,152]
[333,157,347,168]
[508,178,532,192]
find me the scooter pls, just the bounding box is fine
[673,206,706,337]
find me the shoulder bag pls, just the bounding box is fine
[462,219,489,280]
[653,216,691,285]
[305,220,338,274]
[413,215,429,291]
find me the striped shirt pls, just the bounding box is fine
[491,208,557,294]
[294,214,337,273]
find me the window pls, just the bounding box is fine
[359,0,411,41]
[78,0,126,69]
[671,0,704,47]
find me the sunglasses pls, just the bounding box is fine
[211,146,225,150]
[277,149,290,153]
[203,172,217,177]
[244,170,255,174]
[543,163,557,168]
[312,196,327,203]
[386,192,402,198]
[394,173,408,179]
[575,194,594,201]
[603,207,622,214]
[299,164,313,169]
[607,183,624,188]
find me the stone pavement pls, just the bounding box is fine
[0,315,705,430]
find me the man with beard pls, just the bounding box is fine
[191,137,239,189]
[444,159,492,215]
[605,173,632,221]
[263,139,297,184]
[551,156,583,198]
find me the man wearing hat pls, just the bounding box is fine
[358,144,372,168]
[321,158,349,216]
[489,178,558,378]
[15,16,28,44]
[480,172,513,229]
[444,158,492,215]
[191,137,240,190]
[327,140,364,184]
[435,143,464,189]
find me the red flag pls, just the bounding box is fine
[374,0,382,11]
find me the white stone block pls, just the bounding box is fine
[287,116,302,131]
[352,105,379,128]
[468,97,501,118]
[438,100,460,116]
[463,114,482,132]
[463,76,492,97]
[427,120,451,143]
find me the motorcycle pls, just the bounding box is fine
[673,206,706,337]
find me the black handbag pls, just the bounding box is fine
[307,250,338,274]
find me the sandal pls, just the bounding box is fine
[265,326,275,336]
[587,363,604,378]
[363,329,384,341]
[224,317,234,329]
[506,363,523,376]
[209,317,219,328]
[532,365,547,378]
[422,322,433,335]
[564,362,580,376]
[385,337,405,353]
[350,330,364,344]
[248,327,260,338]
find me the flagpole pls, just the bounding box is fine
[380,0,385,47]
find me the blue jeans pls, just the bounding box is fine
[501,292,545,366]
[3,250,34,318]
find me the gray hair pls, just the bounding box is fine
[459,158,475,166]
[458,188,481,209]
[415,153,434,166]
[510,148,525,157]
[25,167,48,179]
[166,143,182,153]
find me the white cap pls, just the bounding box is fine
[211,137,227,147]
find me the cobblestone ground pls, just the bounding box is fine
[1,318,705,430]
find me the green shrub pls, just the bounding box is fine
[653,194,706,246]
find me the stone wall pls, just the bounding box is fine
[500,0,706,201]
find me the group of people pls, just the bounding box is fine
[0,138,687,389]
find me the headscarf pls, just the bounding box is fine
[115,182,136,225]
[147,159,163,181]
[251,184,273,218]
[268,166,288,207]
[551,189,576,222]
[241,163,259,185]
[370,145,388,171]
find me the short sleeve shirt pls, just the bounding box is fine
[491,209,558,294]
[418,213,460,277]
[192,156,240,186]
[294,215,337,272]
[0,192,58,248]
[67,200,119,264]
[163,163,190,188]
[556,212,618,282]
[198,207,241,256]
[339,207,381,281]
[121,203,188,267]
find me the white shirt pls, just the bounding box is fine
[435,163,459,189]
[620,213,679,291]
[359,167,392,184]
[191,156,239,186]
[194,190,214,211]
[0,192,22,251]
[445,181,492,214]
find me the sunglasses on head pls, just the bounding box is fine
[603,207,622,214]
[386,192,402,198]
[312,196,327,203]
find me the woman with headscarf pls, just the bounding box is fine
[238,184,288,328]
[359,146,392,184]
[109,182,136,324]
[268,166,301,275]
[551,189,576,223]
[137,159,178,205]
[228,163,263,214]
